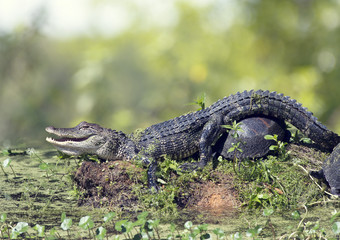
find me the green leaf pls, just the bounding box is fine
[170,223,176,233]
[96,226,107,240]
[269,145,278,151]
[157,178,167,184]
[11,231,19,239]
[257,193,269,200]
[2,150,10,156]
[230,232,242,240]
[79,215,90,226]
[115,219,128,232]
[0,213,7,222]
[246,225,262,237]
[61,218,72,231]
[330,210,340,223]
[227,147,236,153]
[13,222,29,233]
[264,135,275,140]
[221,124,232,130]
[61,212,66,222]
[33,224,45,237]
[184,221,193,230]
[12,222,29,238]
[134,212,149,226]
[192,226,201,236]
[79,216,94,230]
[190,93,206,110]
[49,227,57,237]
[263,208,274,216]
[39,162,49,170]
[169,163,177,170]
[198,224,209,231]
[152,219,160,227]
[124,221,134,234]
[291,210,301,220]
[3,158,11,168]
[188,233,196,239]
[103,212,116,223]
[137,211,149,220]
[144,219,160,232]
[213,228,225,238]
[301,137,312,144]
[332,222,340,234]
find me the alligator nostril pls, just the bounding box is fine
[45,126,55,132]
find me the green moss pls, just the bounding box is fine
[0,146,339,239]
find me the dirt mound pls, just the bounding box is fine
[74,160,240,213]
[74,161,143,208]
[195,181,239,214]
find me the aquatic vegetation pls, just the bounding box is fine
[0,146,339,239]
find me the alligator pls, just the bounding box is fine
[45,90,340,195]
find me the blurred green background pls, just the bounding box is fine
[0,0,339,148]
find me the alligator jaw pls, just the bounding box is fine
[45,125,102,156]
[45,137,88,155]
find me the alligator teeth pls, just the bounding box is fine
[46,137,55,143]
[46,136,88,143]
[46,137,68,144]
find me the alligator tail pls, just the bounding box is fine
[210,90,340,151]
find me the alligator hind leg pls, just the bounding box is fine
[180,114,223,171]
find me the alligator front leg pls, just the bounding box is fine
[135,153,160,191]
[181,114,223,171]
[147,160,159,192]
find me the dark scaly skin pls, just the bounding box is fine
[322,144,340,195]
[46,90,340,194]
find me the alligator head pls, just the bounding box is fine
[46,121,128,160]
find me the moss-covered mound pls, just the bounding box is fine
[73,143,333,217]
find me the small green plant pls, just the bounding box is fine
[158,157,181,183]
[290,129,312,144]
[60,212,73,238]
[11,222,30,239]
[246,225,263,239]
[222,120,244,141]
[0,213,10,239]
[79,216,95,238]
[33,224,45,238]
[2,158,16,177]
[135,183,179,219]
[213,228,225,240]
[222,120,244,174]
[189,93,206,110]
[264,134,290,160]
[278,207,340,239]
[1,209,340,239]
[233,155,290,209]
[27,148,56,178]
[182,221,212,239]
[250,91,266,110]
